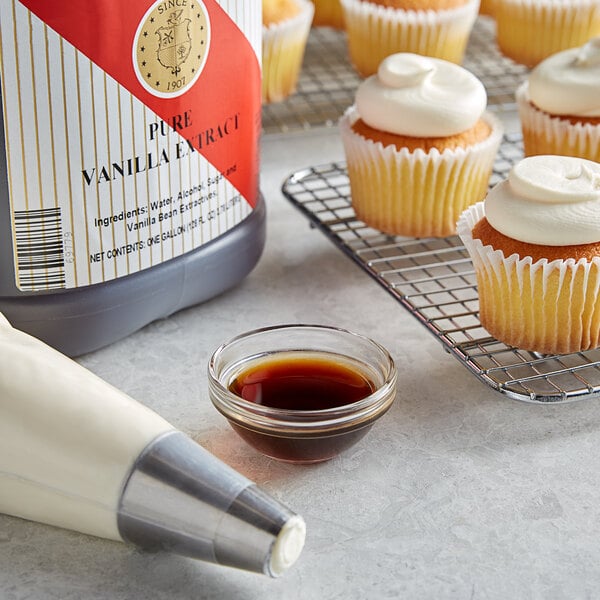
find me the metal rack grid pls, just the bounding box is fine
[262,16,529,135]
[281,134,600,404]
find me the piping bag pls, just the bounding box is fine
[0,313,305,577]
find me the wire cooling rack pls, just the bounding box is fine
[262,16,529,135]
[281,134,600,404]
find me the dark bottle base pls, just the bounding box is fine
[0,196,266,357]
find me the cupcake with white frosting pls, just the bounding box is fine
[516,38,600,163]
[340,0,479,77]
[495,0,600,68]
[458,155,600,355]
[340,53,503,238]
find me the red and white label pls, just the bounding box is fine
[0,0,261,290]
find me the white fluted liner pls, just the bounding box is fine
[516,82,600,163]
[262,0,314,103]
[339,106,502,238]
[340,0,479,76]
[457,202,600,354]
[495,0,600,67]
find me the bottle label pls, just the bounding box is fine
[0,0,261,291]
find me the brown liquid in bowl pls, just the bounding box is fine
[228,355,375,410]
[227,355,378,463]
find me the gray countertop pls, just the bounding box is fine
[3,123,600,598]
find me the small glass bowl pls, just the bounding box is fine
[207,324,397,464]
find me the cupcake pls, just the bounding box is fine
[495,0,600,68]
[478,0,496,16]
[340,0,480,77]
[262,0,315,103]
[311,0,345,27]
[516,38,600,164]
[458,155,600,355]
[340,53,503,238]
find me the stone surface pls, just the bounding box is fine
[2,128,600,599]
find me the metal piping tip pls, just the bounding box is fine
[117,431,306,576]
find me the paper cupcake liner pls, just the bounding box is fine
[496,0,600,67]
[312,0,345,28]
[340,0,479,77]
[262,0,314,103]
[457,203,600,355]
[516,82,600,163]
[339,107,503,238]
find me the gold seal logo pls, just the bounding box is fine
[133,0,210,98]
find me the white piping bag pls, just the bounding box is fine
[0,313,305,577]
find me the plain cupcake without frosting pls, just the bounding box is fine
[495,0,600,68]
[262,0,314,103]
[340,0,479,77]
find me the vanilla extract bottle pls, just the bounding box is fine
[0,0,265,356]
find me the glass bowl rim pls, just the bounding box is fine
[207,323,398,433]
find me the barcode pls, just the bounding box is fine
[14,207,66,291]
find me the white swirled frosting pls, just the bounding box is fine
[355,53,487,137]
[528,37,600,116]
[485,155,600,246]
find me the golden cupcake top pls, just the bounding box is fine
[263,0,301,25]
[354,53,487,138]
